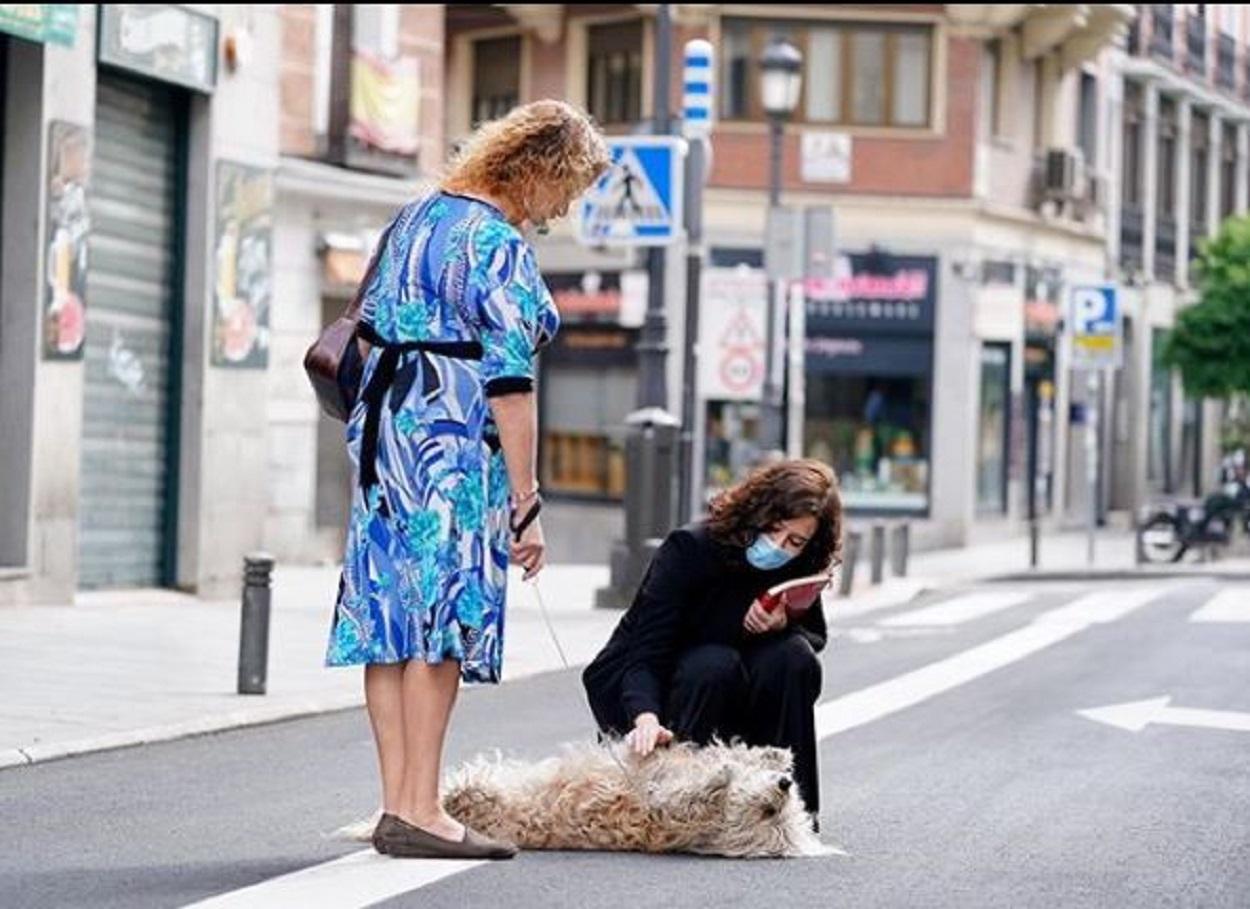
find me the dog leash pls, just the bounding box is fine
[524,575,644,788]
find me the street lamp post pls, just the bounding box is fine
[759,39,803,454]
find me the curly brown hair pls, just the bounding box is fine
[706,459,843,571]
[442,100,610,217]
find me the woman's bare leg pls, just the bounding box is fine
[364,663,407,813]
[397,659,464,839]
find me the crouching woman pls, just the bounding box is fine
[582,459,842,827]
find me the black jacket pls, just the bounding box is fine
[582,522,829,733]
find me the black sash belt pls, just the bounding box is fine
[357,321,483,495]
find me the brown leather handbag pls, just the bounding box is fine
[303,219,396,422]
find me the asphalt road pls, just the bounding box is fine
[2,578,1247,909]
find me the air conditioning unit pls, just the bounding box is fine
[1043,148,1084,200]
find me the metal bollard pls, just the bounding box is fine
[838,530,861,597]
[890,523,910,577]
[870,523,886,585]
[238,553,274,695]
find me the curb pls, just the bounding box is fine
[986,568,1250,583]
[0,692,365,771]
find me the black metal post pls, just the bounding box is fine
[870,523,885,585]
[637,3,672,411]
[1026,379,1041,569]
[238,553,274,695]
[678,134,706,524]
[761,114,785,452]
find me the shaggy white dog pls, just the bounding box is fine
[336,740,832,859]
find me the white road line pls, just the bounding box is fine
[1189,588,1250,624]
[817,587,1167,740]
[181,849,482,909]
[878,591,1034,628]
[190,586,1166,908]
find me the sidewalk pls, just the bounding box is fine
[3,529,1246,770]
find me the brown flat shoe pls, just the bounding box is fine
[380,815,517,860]
[372,813,402,855]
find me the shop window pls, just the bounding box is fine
[803,375,930,514]
[541,365,635,499]
[704,401,763,501]
[1148,328,1175,493]
[720,18,933,128]
[472,36,521,126]
[976,344,1011,515]
[586,20,643,126]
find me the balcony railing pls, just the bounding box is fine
[1155,215,1177,281]
[1217,33,1235,90]
[1185,12,1207,77]
[1150,5,1174,61]
[1120,205,1145,273]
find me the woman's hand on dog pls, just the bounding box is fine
[743,599,788,635]
[627,712,673,756]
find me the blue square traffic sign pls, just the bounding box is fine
[577,136,685,247]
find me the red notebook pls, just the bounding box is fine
[757,573,833,617]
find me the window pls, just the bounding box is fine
[586,20,643,126]
[1121,82,1143,207]
[982,39,1004,138]
[1220,121,1237,221]
[804,375,931,514]
[1157,97,1177,216]
[1191,111,1209,231]
[541,365,635,499]
[472,36,521,126]
[720,18,934,128]
[1077,71,1098,166]
[976,344,1011,515]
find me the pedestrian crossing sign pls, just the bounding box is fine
[577,136,685,247]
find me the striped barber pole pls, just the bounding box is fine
[683,38,713,138]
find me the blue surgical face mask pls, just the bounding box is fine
[746,533,795,571]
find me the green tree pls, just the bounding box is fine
[1162,216,1250,451]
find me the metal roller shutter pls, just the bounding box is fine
[79,74,183,589]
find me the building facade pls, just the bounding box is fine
[444,3,1145,551]
[1,5,282,604]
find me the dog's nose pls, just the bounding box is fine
[778,777,792,792]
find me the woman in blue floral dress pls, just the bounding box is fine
[325,101,609,860]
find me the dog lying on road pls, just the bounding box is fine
[337,740,833,859]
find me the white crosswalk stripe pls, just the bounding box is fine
[816,587,1169,740]
[1189,588,1250,624]
[181,849,482,909]
[878,591,1035,628]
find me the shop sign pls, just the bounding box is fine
[699,268,768,401]
[98,5,218,93]
[212,161,273,369]
[42,121,90,360]
[804,253,938,336]
[1068,284,1122,370]
[545,326,637,367]
[800,131,851,184]
[0,4,77,46]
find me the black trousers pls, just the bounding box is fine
[665,632,823,814]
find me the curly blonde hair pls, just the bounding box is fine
[442,100,611,215]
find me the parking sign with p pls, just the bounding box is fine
[1068,284,1121,370]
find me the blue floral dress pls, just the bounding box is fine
[325,191,559,683]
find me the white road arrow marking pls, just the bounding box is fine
[1189,588,1250,624]
[1077,696,1250,733]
